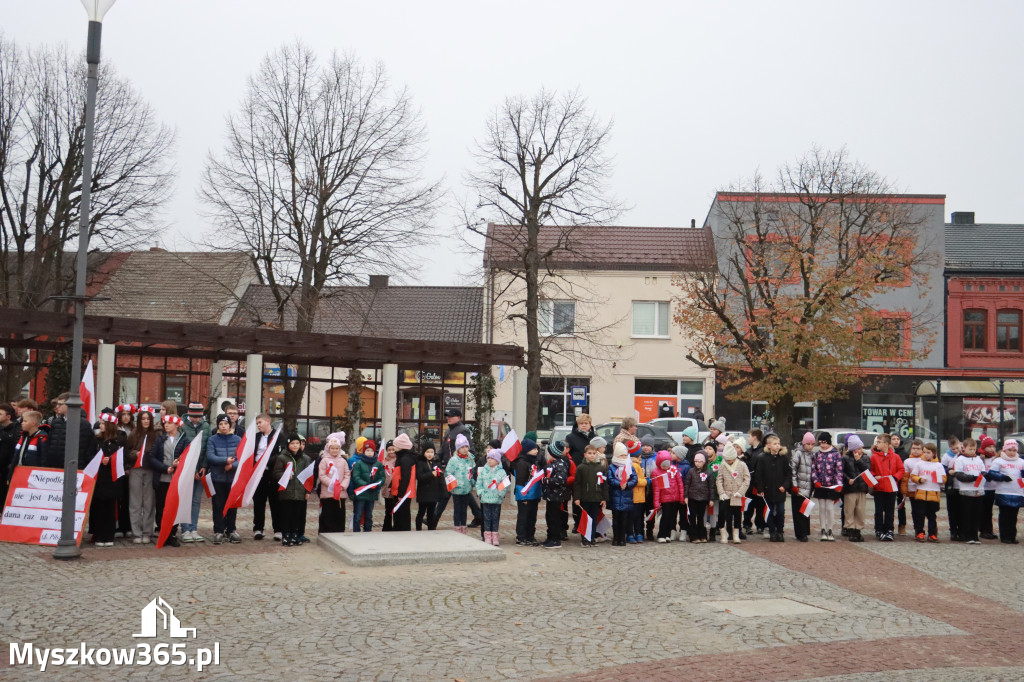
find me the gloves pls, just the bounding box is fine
[791,486,800,495]
[720,494,730,501]
[813,482,821,488]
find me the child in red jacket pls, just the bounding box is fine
[869,434,905,541]
[653,451,685,542]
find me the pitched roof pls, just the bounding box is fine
[232,283,483,344]
[483,223,714,272]
[945,223,1024,273]
[87,250,255,324]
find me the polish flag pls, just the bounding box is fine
[501,430,522,462]
[762,502,771,523]
[377,441,388,463]
[707,501,714,516]
[371,465,379,478]
[823,484,843,492]
[657,472,672,489]
[619,461,630,487]
[1017,477,1024,490]
[79,359,96,426]
[83,449,103,479]
[297,460,317,492]
[134,435,148,469]
[929,470,941,484]
[355,480,383,495]
[595,512,611,536]
[799,497,816,516]
[277,462,294,491]
[225,418,260,510]
[860,470,878,487]
[973,473,985,488]
[519,470,544,495]
[156,431,204,548]
[111,447,126,481]
[495,476,511,491]
[392,489,413,513]
[596,471,606,485]
[741,497,752,511]
[645,508,657,523]
[240,425,283,508]
[445,475,458,492]
[578,508,594,541]
[202,473,216,498]
[326,472,343,501]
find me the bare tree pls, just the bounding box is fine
[200,42,439,427]
[466,88,621,431]
[0,34,175,396]
[674,147,940,445]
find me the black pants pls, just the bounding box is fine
[896,492,906,528]
[280,499,305,535]
[910,497,925,535]
[723,505,741,533]
[946,488,961,537]
[545,500,567,542]
[482,503,501,532]
[980,490,996,535]
[998,505,1020,542]
[154,482,177,540]
[791,495,810,539]
[631,504,647,537]
[117,480,131,534]
[253,476,281,533]
[319,498,346,533]
[391,496,412,531]
[416,502,437,530]
[743,494,765,530]
[516,499,539,541]
[571,494,581,533]
[642,496,656,536]
[765,498,785,534]
[657,501,681,538]
[873,491,896,534]
[577,501,601,542]
[921,499,938,537]
[612,509,630,543]
[382,497,396,531]
[959,494,982,541]
[687,499,708,540]
[90,498,117,543]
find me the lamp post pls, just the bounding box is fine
[53,0,118,561]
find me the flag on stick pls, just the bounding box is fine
[973,473,985,488]
[798,497,816,516]
[111,447,126,481]
[297,460,317,492]
[202,472,216,498]
[79,359,96,426]
[355,480,383,495]
[83,449,103,479]
[496,476,511,491]
[225,418,259,509]
[500,431,522,462]
[578,508,594,541]
[741,497,752,511]
[240,425,283,508]
[134,435,148,469]
[392,489,412,513]
[156,431,203,548]
[519,469,544,495]
[645,508,657,523]
[859,470,878,487]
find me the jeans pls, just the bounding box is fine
[481,503,501,532]
[434,488,482,524]
[181,478,203,533]
[452,494,471,527]
[211,481,236,535]
[352,499,375,532]
[873,491,896,534]
[765,498,785,534]
[516,499,539,541]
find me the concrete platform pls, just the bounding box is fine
[317,530,507,567]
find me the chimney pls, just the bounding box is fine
[368,275,389,288]
[690,218,696,228]
[951,211,975,225]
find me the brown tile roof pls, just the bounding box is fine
[87,250,255,324]
[232,283,483,344]
[483,223,715,271]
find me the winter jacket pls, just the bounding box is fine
[445,451,476,495]
[573,459,608,503]
[0,421,18,484]
[542,454,575,503]
[46,414,94,469]
[743,444,765,494]
[754,449,792,504]
[790,445,814,496]
[319,451,351,499]
[606,459,638,511]
[147,432,182,487]
[205,433,241,485]
[179,418,211,471]
[716,459,750,506]
[91,438,122,502]
[439,421,471,468]
[381,452,398,499]
[651,453,684,507]
[869,448,905,494]
[911,460,945,503]
[415,456,445,503]
[392,450,418,499]
[811,446,844,497]
[684,466,715,502]
[476,464,510,504]
[273,449,312,502]
[842,452,871,494]
[10,427,50,474]
[513,453,544,502]
[255,429,284,482]
[630,458,648,504]
[565,425,597,466]
[351,454,386,500]
[986,455,1024,500]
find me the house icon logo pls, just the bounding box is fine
[133,597,197,639]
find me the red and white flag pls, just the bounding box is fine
[973,473,985,488]
[762,501,771,523]
[1017,477,1024,490]
[741,497,752,511]
[225,418,260,510]
[823,484,843,492]
[133,435,147,469]
[111,447,126,481]
[433,465,442,477]
[645,508,657,523]
[355,480,383,496]
[501,430,522,462]
[277,461,294,491]
[596,471,606,485]
[578,508,594,541]
[80,359,96,426]
[798,497,816,516]
[619,461,630,487]
[930,470,941,484]
[519,469,544,495]
[83,448,103,479]
[595,511,611,536]
[326,472,343,501]
[156,431,204,548]
[445,475,458,492]
[377,441,388,463]
[392,489,413,513]
[202,472,216,498]
[707,501,714,516]
[241,425,283,508]
[297,460,317,492]
[495,476,511,491]
[860,470,878,487]
[657,472,672,490]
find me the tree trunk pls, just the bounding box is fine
[770,393,797,449]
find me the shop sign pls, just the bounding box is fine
[862,404,914,438]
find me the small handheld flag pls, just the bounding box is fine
[860,470,878,487]
[973,473,985,488]
[798,497,815,516]
[519,469,544,495]
[929,470,941,484]
[619,462,629,487]
[741,497,752,511]
[500,430,522,462]
[111,447,126,481]
[355,480,383,495]
[83,449,103,479]
[277,462,294,491]
[134,435,147,469]
[645,508,657,523]
[657,472,672,490]
[445,475,458,492]
[578,508,594,541]
[296,460,317,492]
[761,501,771,523]
[392,489,412,513]
[496,476,511,491]
[202,472,216,498]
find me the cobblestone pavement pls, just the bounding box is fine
[2,496,1023,681]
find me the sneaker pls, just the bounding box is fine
[840,528,849,537]
[181,531,195,543]
[967,539,980,545]
[133,537,142,544]
[915,533,926,542]
[212,533,224,545]
[115,532,124,539]
[468,518,483,529]
[228,532,241,544]
[193,532,205,542]
[761,528,770,537]
[254,530,264,540]
[515,538,528,546]
[165,536,181,547]
[657,537,668,543]
[981,532,998,540]
[541,540,561,549]
[798,536,809,542]
[298,536,309,544]
[820,529,828,541]
[273,532,282,542]
[826,530,835,541]
[928,535,939,542]
[525,539,540,547]
[626,535,637,544]
[882,532,894,542]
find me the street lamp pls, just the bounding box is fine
[53,0,117,561]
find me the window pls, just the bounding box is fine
[537,377,589,431]
[963,309,987,351]
[632,301,670,337]
[539,300,575,336]
[997,310,1021,352]
[864,314,910,360]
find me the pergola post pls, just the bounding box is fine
[245,354,263,426]
[512,367,527,438]
[381,363,398,439]
[209,360,225,421]
[96,341,115,410]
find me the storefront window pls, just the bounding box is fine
[538,377,589,431]
[634,378,705,422]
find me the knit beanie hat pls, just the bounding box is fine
[589,436,608,450]
[681,425,698,441]
[521,438,539,455]
[355,436,367,453]
[626,440,641,455]
[1004,438,1019,452]
[715,433,728,445]
[328,431,346,447]
[723,443,739,462]
[489,438,502,451]
[286,433,302,447]
[640,435,655,447]
[547,440,565,457]
[671,445,689,460]
[802,432,816,446]
[846,434,865,451]
[710,420,726,432]
[363,439,377,454]
[980,435,996,451]
[694,453,707,466]
[732,436,749,454]
[455,433,470,451]
[612,442,628,459]
[486,449,503,463]
[393,433,414,450]
[817,432,833,445]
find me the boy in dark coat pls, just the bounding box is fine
[754,434,791,542]
[541,441,575,549]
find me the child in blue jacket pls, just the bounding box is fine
[607,442,638,546]
[513,438,542,546]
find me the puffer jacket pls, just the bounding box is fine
[415,456,445,503]
[475,463,510,504]
[542,454,574,503]
[630,458,647,503]
[513,453,543,501]
[811,447,844,496]
[445,451,476,495]
[684,465,715,502]
[274,450,312,502]
[869,447,905,494]
[351,453,386,500]
[205,432,241,485]
[606,459,637,510]
[716,459,750,506]
[843,452,870,493]
[319,450,351,499]
[790,444,814,496]
[573,459,608,503]
[755,448,791,504]
[651,452,684,507]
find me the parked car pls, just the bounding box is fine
[813,428,880,453]
[593,422,676,458]
[549,426,572,447]
[647,417,710,445]
[292,418,334,454]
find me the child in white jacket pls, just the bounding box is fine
[985,439,1024,544]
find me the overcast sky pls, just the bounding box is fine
[4,1,1022,285]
